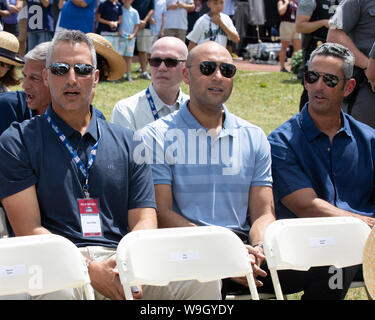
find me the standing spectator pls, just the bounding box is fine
[222,0,236,54]
[295,0,340,110]
[164,0,194,42]
[16,0,25,55]
[132,0,154,80]
[150,0,166,44]
[95,0,122,50]
[26,0,54,52]
[327,0,375,129]
[56,0,96,33]
[3,0,22,36]
[0,0,10,31]
[186,0,239,50]
[0,31,23,92]
[187,0,202,38]
[118,0,139,81]
[277,0,301,73]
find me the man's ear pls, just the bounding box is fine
[182,66,190,85]
[42,67,48,86]
[343,78,356,98]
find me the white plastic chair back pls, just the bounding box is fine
[263,217,371,299]
[0,234,94,299]
[116,226,259,300]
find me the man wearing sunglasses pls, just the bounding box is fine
[111,36,189,131]
[139,41,277,298]
[268,43,375,299]
[0,30,220,300]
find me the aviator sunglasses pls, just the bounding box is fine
[149,57,186,68]
[188,61,237,78]
[305,70,347,88]
[48,62,95,76]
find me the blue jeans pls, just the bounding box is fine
[27,30,54,53]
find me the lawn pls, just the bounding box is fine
[92,67,303,135]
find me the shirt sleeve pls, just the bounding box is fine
[269,138,313,201]
[329,0,360,32]
[296,0,315,16]
[140,125,173,186]
[186,16,204,43]
[0,123,38,200]
[110,101,137,132]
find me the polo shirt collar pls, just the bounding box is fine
[179,101,236,136]
[300,104,353,142]
[46,104,99,141]
[148,83,184,112]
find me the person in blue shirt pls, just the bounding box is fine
[268,42,375,298]
[0,30,220,300]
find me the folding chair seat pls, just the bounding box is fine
[116,226,260,300]
[0,234,94,299]
[263,217,371,300]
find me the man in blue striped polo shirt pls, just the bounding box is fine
[140,41,275,297]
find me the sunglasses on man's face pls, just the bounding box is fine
[48,62,95,76]
[189,61,237,78]
[305,70,347,88]
[149,57,186,68]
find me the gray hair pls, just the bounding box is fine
[24,41,51,63]
[46,30,97,68]
[309,42,355,79]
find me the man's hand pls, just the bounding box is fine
[88,256,143,300]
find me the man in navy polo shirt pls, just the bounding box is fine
[0,30,220,300]
[268,43,375,298]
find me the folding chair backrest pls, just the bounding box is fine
[263,217,371,299]
[116,226,259,300]
[0,234,94,299]
[264,217,371,271]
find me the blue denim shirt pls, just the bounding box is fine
[268,105,375,219]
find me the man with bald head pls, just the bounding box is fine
[110,36,189,131]
[139,41,275,298]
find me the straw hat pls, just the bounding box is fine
[363,226,375,299]
[0,31,24,66]
[87,33,126,81]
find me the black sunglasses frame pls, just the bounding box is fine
[188,61,237,78]
[48,62,95,76]
[148,57,186,68]
[305,70,347,88]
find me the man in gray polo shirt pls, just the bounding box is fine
[327,0,375,128]
[111,36,189,131]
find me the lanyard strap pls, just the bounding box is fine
[146,87,160,121]
[146,87,186,121]
[45,110,101,198]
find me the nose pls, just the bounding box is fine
[65,67,78,85]
[211,65,223,80]
[158,60,168,71]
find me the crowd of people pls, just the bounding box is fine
[0,0,374,301]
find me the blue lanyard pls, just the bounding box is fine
[45,110,101,198]
[146,87,160,121]
[146,87,186,121]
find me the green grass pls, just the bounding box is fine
[91,67,303,134]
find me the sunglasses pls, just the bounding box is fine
[305,70,347,88]
[48,62,95,76]
[149,57,186,68]
[189,61,237,78]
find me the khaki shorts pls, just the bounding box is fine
[136,28,152,54]
[164,28,187,42]
[279,21,300,41]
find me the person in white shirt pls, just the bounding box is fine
[187,0,239,50]
[164,0,195,42]
[110,36,189,131]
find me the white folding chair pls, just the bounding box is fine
[0,234,94,299]
[0,208,9,238]
[263,217,371,300]
[116,226,260,300]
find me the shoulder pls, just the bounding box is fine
[267,114,300,146]
[345,113,375,140]
[113,89,147,112]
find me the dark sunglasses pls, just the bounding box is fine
[48,62,95,76]
[305,70,347,88]
[189,61,237,78]
[149,57,186,68]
